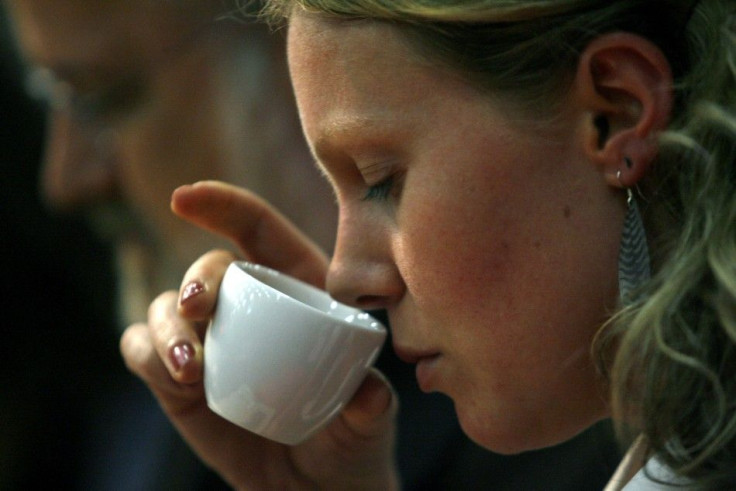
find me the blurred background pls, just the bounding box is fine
[0,7,122,489]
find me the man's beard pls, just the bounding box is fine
[84,202,180,329]
[83,201,146,245]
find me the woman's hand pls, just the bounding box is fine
[170,180,329,288]
[120,181,399,489]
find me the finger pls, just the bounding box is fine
[171,181,329,287]
[121,321,227,458]
[178,249,238,321]
[120,322,161,384]
[334,368,398,442]
[120,321,200,398]
[297,369,399,488]
[122,322,255,485]
[147,290,205,385]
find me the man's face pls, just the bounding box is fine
[8,0,215,206]
[5,0,337,322]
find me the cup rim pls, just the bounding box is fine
[228,260,386,334]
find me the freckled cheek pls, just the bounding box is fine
[397,198,516,314]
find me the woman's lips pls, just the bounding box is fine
[393,344,441,392]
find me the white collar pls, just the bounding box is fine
[622,456,693,490]
[605,436,693,491]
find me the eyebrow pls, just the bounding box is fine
[311,113,408,164]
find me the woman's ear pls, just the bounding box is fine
[574,33,673,188]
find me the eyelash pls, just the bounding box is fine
[362,175,395,201]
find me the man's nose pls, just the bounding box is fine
[325,215,403,311]
[40,110,119,210]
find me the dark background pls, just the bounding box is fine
[0,11,122,489]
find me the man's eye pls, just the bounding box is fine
[70,80,145,122]
[24,67,146,123]
[362,176,395,201]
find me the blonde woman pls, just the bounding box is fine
[122,1,736,489]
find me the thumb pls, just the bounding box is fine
[304,368,399,488]
[340,368,397,440]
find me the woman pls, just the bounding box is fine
[121,0,736,489]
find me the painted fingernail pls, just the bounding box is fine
[169,342,195,372]
[180,281,205,305]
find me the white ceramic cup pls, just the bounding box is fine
[203,261,387,445]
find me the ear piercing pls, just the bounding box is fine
[617,169,634,206]
[617,156,650,303]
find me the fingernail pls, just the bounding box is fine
[169,342,195,372]
[180,281,205,305]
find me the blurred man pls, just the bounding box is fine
[4,1,337,488]
[3,1,621,489]
[5,0,337,327]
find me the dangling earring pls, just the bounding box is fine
[617,160,651,304]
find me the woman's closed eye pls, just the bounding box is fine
[362,175,396,201]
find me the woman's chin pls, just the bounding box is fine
[455,404,601,455]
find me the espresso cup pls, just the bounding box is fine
[203,261,387,445]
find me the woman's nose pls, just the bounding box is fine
[325,216,403,311]
[41,110,119,210]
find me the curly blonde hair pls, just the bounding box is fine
[609,4,736,488]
